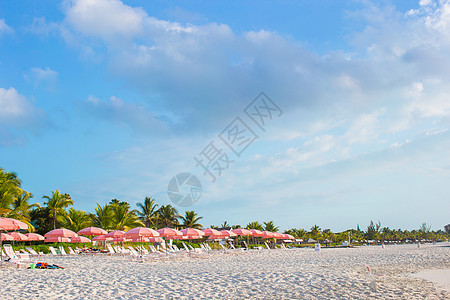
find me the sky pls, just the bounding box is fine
[1,0,450,232]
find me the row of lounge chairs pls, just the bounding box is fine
[1,241,294,266]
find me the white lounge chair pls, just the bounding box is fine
[59,246,67,255]
[4,245,32,265]
[48,246,59,255]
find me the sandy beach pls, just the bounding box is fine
[1,243,449,299]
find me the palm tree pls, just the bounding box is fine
[57,208,91,232]
[110,203,143,230]
[92,203,113,230]
[179,211,202,229]
[310,225,321,241]
[0,168,24,216]
[246,221,263,230]
[157,205,179,228]
[136,197,159,228]
[220,221,230,230]
[42,189,74,229]
[263,221,279,232]
[9,191,39,231]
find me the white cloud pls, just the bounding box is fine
[0,87,40,122]
[81,95,168,134]
[25,67,59,90]
[0,87,46,146]
[0,19,14,35]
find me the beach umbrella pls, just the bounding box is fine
[249,229,264,237]
[44,237,70,243]
[273,232,284,239]
[9,232,29,241]
[0,217,28,260]
[202,228,222,236]
[220,230,237,237]
[284,234,295,240]
[77,227,107,236]
[70,236,91,243]
[180,228,205,237]
[125,227,159,256]
[92,235,112,242]
[157,227,183,237]
[25,233,45,241]
[0,217,28,231]
[148,237,164,243]
[0,233,13,241]
[125,227,159,238]
[232,228,252,236]
[105,230,125,244]
[180,228,205,243]
[45,228,77,238]
[261,231,275,238]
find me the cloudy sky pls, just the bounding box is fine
[1,0,450,232]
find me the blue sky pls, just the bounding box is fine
[1,0,450,232]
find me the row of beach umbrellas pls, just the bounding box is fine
[1,217,295,245]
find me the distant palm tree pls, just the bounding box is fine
[92,203,113,230]
[136,197,159,228]
[246,221,263,230]
[263,221,279,232]
[220,221,230,230]
[57,208,91,232]
[310,225,321,241]
[157,205,179,228]
[111,203,143,230]
[179,211,202,229]
[43,189,74,229]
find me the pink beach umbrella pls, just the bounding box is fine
[70,236,91,243]
[77,227,107,236]
[45,228,77,238]
[202,228,222,236]
[0,217,28,231]
[261,231,275,238]
[283,234,295,240]
[220,230,237,237]
[0,233,13,241]
[232,228,253,236]
[9,232,29,241]
[105,230,125,244]
[249,229,264,237]
[180,228,205,237]
[25,233,45,241]
[92,235,112,242]
[148,237,164,243]
[157,227,183,237]
[125,227,159,256]
[273,232,284,239]
[45,237,70,243]
[125,227,159,238]
[105,230,125,237]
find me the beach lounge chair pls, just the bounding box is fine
[26,247,42,257]
[67,247,77,255]
[264,242,271,250]
[106,245,116,255]
[4,245,32,265]
[48,246,59,255]
[59,246,68,255]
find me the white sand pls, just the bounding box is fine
[413,269,450,292]
[1,243,449,299]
